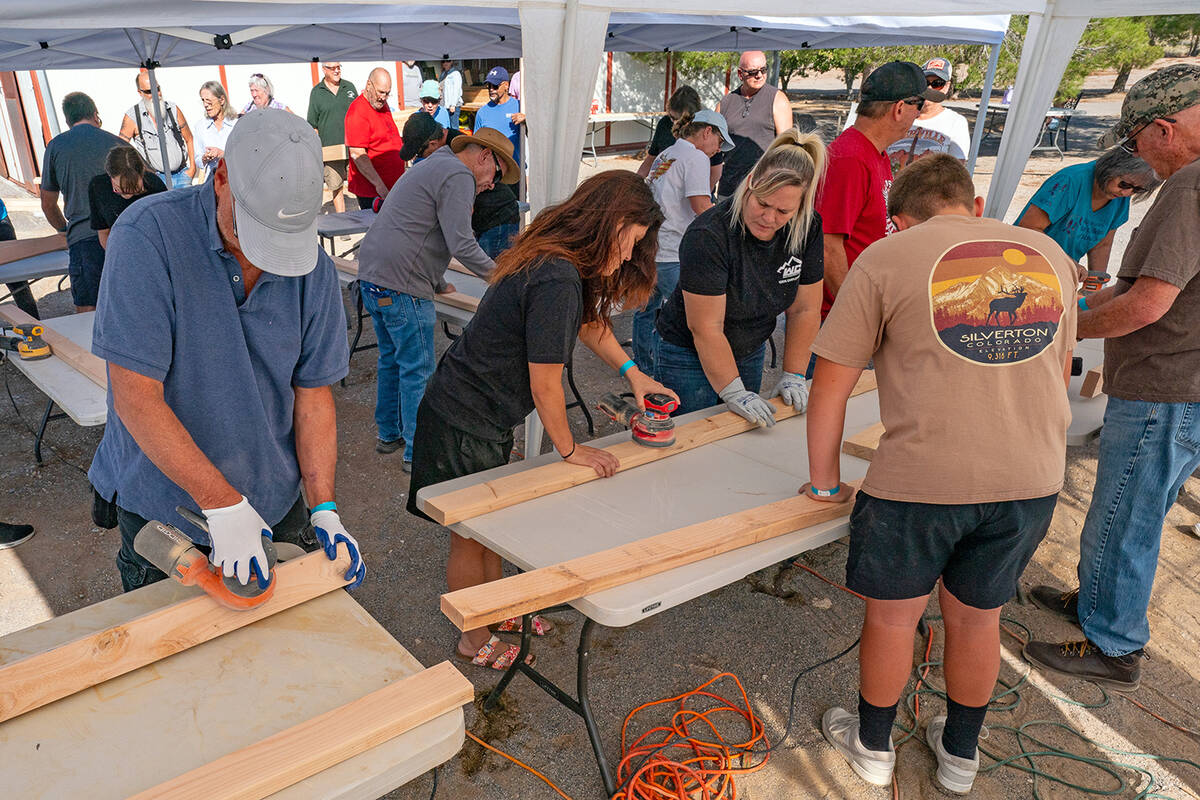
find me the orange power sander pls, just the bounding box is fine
[133,507,277,610]
[598,392,679,447]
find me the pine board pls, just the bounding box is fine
[842,422,885,461]
[0,303,107,388]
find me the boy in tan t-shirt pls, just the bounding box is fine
[802,155,1077,795]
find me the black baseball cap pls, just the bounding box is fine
[860,61,942,103]
[399,111,445,161]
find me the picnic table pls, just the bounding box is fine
[416,388,883,795]
[2,311,105,463]
[0,582,464,799]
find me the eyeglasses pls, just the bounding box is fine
[926,78,947,89]
[1119,117,1176,154]
[485,82,501,90]
[1117,180,1149,194]
[369,84,391,98]
[492,152,504,184]
[323,65,341,71]
[251,73,265,79]
[738,67,767,79]
[903,97,927,111]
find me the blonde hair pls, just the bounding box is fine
[730,130,826,252]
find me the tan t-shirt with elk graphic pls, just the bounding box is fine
[812,214,1079,504]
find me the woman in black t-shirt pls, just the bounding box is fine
[654,130,826,423]
[88,145,167,249]
[408,171,678,670]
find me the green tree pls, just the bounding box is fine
[1147,14,1200,56]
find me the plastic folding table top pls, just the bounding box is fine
[418,391,883,628]
[4,311,105,427]
[0,585,463,800]
[0,248,69,284]
[1068,338,1107,447]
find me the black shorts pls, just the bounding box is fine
[845,491,1058,609]
[406,399,515,523]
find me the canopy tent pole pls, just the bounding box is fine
[143,62,177,189]
[966,42,1000,175]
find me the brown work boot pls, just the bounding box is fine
[1022,639,1143,691]
[1030,585,1080,625]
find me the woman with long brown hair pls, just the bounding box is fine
[408,170,677,670]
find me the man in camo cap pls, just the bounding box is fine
[1025,64,1200,691]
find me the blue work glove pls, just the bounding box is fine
[774,371,810,414]
[202,495,272,586]
[718,377,776,428]
[310,509,366,589]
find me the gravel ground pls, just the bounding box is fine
[2,58,1198,800]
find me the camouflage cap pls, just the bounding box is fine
[1099,64,1200,149]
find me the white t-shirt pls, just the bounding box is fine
[646,138,711,263]
[887,107,971,169]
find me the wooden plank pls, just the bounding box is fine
[447,258,475,277]
[424,370,877,525]
[441,482,862,631]
[0,232,66,266]
[126,660,473,800]
[1080,367,1104,398]
[332,258,479,312]
[321,143,348,162]
[842,422,885,462]
[0,550,352,724]
[0,304,107,388]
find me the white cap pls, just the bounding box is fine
[223,108,323,276]
[693,109,736,152]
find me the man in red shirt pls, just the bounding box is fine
[345,67,404,209]
[817,62,939,320]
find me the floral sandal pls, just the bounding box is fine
[456,634,535,671]
[495,614,555,637]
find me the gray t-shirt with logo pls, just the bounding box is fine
[41,122,124,244]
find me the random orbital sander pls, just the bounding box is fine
[1,324,51,361]
[597,392,679,447]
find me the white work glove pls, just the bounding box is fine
[774,371,810,414]
[719,377,776,428]
[202,495,272,586]
[310,509,366,589]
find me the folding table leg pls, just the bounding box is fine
[34,398,66,466]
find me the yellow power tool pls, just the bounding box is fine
[1,324,52,361]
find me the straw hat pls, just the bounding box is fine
[450,126,520,184]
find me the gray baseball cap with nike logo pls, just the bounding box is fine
[224,108,324,276]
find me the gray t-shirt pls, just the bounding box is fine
[357,146,493,297]
[41,122,125,245]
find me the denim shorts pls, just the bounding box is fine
[846,491,1058,609]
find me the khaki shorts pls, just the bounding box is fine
[323,160,348,192]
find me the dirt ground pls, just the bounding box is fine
[2,58,1198,800]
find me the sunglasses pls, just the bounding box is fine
[485,82,502,90]
[138,89,153,96]
[1119,117,1176,155]
[926,78,947,89]
[738,67,767,79]
[903,97,927,111]
[1117,180,1148,194]
[323,65,341,71]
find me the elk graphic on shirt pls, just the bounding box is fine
[928,241,1065,365]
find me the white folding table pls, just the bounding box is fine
[1068,338,1107,446]
[3,311,106,463]
[416,390,882,795]
[583,111,659,166]
[0,584,464,799]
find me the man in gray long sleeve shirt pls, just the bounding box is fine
[356,126,520,467]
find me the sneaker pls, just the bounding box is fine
[821,707,896,787]
[1023,639,1143,691]
[1029,585,1080,625]
[0,522,35,550]
[925,715,980,795]
[376,438,403,454]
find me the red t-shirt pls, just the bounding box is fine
[344,94,405,199]
[816,127,893,317]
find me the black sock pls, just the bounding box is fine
[857,693,897,753]
[942,697,988,759]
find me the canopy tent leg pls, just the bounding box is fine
[143,63,177,190]
[966,42,1001,176]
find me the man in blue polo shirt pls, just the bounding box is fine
[474,66,524,165]
[88,108,365,591]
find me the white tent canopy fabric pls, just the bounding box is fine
[3,0,1195,219]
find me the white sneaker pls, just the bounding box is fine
[821,707,896,787]
[925,715,980,794]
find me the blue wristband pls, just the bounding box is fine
[809,485,840,497]
[1078,296,1089,311]
[618,359,636,377]
[310,501,337,514]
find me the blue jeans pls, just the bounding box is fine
[156,170,191,189]
[477,223,518,259]
[632,261,679,376]
[1077,397,1200,656]
[654,337,765,416]
[360,283,436,461]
